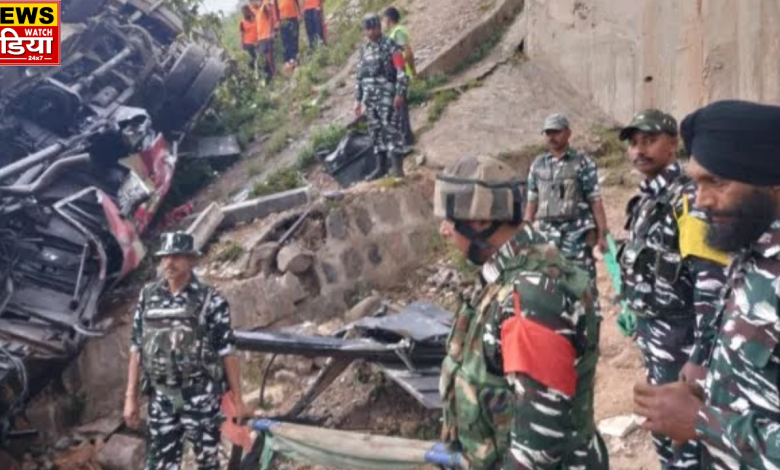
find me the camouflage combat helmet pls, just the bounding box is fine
[154,231,201,257]
[434,155,524,223]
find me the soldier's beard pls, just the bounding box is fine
[705,189,777,253]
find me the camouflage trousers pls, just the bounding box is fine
[636,316,701,470]
[504,433,609,470]
[362,86,403,158]
[443,381,513,470]
[145,381,223,470]
[569,252,601,319]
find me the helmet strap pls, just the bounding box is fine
[454,221,502,264]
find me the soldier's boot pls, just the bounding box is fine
[365,151,389,180]
[390,153,405,178]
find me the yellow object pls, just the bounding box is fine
[0,3,59,26]
[676,195,730,266]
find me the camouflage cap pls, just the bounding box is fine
[154,231,201,257]
[542,113,570,132]
[434,156,524,223]
[619,109,678,141]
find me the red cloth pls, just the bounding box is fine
[392,52,405,70]
[501,292,577,397]
[303,0,321,10]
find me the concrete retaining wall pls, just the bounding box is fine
[524,0,780,123]
[219,181,437,330]
[419,0,525,78]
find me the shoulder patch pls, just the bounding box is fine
[676,195,730,266]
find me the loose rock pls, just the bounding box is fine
[344,295,383,323]
[244,242,281,277]
[97,434,145,470]
[277,243,315,274]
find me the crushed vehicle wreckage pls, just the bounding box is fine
[0,0,226,445]
[229,301,452,470]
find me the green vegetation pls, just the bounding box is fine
[297,124,348,169]
[428,90,460,124]
[250,167,303,198]
[455,27,507,74]
[407,75,449,106]
[213,241,245,263]
[207,0,393,156]
[267,129,292,156]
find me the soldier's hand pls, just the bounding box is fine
[123,395,141,429]
[233,397,253,420]
[680,362,707,386]
[597,234,609,257]
[354,101,363,117]
[633,381,701,442]
[393,96,404,110]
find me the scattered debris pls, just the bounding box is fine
[598,414,644,439]
[97,434,146,470]
[344,296,384,323]
[181,135,241,168]
[426,266,464,289]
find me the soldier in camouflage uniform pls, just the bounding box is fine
[123,232,250,470]
[635,100,780,470]
[436,155,607,470]
[354,13,409,179]
[524,114,610,317]
[618,110,728,470]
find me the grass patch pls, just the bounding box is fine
[250,168,303,198]
[455,27,506,74]
[407,75,448,106]
[297,124,348,169]
[247,163,262,177]
[267,128,291,156]
[428,90,460,124]
[213,241,245,263]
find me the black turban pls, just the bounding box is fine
[681,100,780,186]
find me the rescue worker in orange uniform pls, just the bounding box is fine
[239,5,258,70]
[250,0,278,83]
[277,0,302,69]
[303,0,326,51]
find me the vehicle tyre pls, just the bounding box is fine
[164,44,207,96]
[161,57,224,132]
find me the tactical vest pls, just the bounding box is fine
[535,153,585,222]
[439,250,599,469]
[358,39,397,84]
[620,176,690,318]
[140,284,218,385]
[497,250,599,455]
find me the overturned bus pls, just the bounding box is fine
[0,0,225,444]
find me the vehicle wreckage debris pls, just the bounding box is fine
[0,0,226,449]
